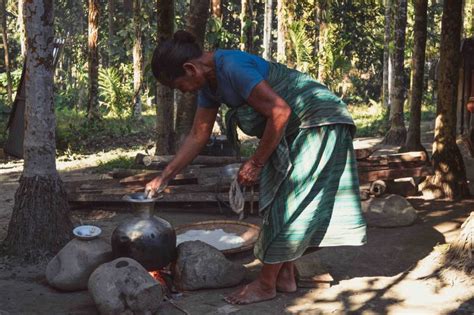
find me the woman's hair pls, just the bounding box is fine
[151,30,203,84]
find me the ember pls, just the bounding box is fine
[149,270,167,286]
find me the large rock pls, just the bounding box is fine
[46,238,112,291]
[174,241,246,291]
[88,257,163,315]
[361,194,418,227]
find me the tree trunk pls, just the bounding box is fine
[382,0,392,109]
[18,0,26,56]
[383,0,407,145]
[419,0,469,200]
[155,0,175,155]
[132,0,143,119]
[240,0,249,51]
[87,0,100,119]
[107,0,115,64]
[247,0,255,54]
[174,0,210,149]
[0,0,12,104]
[400,0,428,153]
[211,0,221,18]
[276,0,286,63]
[123,0,132,16]
[4,0,73,259]
[317,1,328,83]
[263,0,273,60]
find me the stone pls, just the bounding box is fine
[173,241,246,291]
[46,238,112,291]
[361,194,418,227]
[88,257,163,315]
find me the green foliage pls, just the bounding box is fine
[96,156,137,172]
[349,100,389,137]
[55,63,88,109]
[98,64,134,118]
[288,21,316,73]
[0,68,22,107]
[206,17,240,49]
[55,107,155,155]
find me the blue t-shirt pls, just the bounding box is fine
[197,49,270,108]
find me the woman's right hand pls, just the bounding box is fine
[145,176,166,198]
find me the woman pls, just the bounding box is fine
[145,30,367,305]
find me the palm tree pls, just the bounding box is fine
[155,0,175,154]
[383,0,407,145]
[4,0,73,258]
[400,0,428,153]
[87,0,100,119]
[419,0,469,199]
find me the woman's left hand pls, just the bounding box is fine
[237,158,264,186]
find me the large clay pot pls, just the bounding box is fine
[111,193,176,270]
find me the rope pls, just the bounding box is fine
[229,177,246,220]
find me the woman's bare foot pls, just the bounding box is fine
[224,278,276,305]
[276,262,297,293]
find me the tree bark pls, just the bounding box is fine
[382,0,392,109]
[263,0,273,60]
[400,0,428,153]
[317,1,328,83]
[107,0,115,64]
[155,0,175,155]
[4,0,72,259]
[383,0,407,145]
[18,0,26,56]
[174,0,210,149]
[0,0,12,104]
[276,0,286,63]
[240,0,249,51]
[132,0,143,119]
[87,0,100,119]
[419,0,469,200]
[211,0,221,18]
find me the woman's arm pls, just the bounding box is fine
[238,81,291,186]
[145,107,218,195]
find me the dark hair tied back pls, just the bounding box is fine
[151,30,202,84]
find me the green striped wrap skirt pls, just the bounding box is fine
[226,63,367,264]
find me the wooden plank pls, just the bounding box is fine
[73,183,230,194]
[364,151,428,163]
[108,169,159,179]
[67,191,259,203]
[358,165,433,184]
[354,147,377,160]
[135,154,245,168]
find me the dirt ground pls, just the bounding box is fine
[1,131,474,314]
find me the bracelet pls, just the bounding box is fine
[250,158,265,168]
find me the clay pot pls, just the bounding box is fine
[111,193,176,270]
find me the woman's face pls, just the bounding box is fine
[171,62,206,93]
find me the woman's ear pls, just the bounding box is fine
[183,62,198,77]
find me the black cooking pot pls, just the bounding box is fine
[111,193,176,270]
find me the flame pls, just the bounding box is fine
[149,270,167,286]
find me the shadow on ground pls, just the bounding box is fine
[0,165,473,314]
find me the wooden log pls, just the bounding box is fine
[135,154,245,168]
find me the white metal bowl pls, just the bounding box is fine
[73,225,102,240]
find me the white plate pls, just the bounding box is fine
[73,225,102,240]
